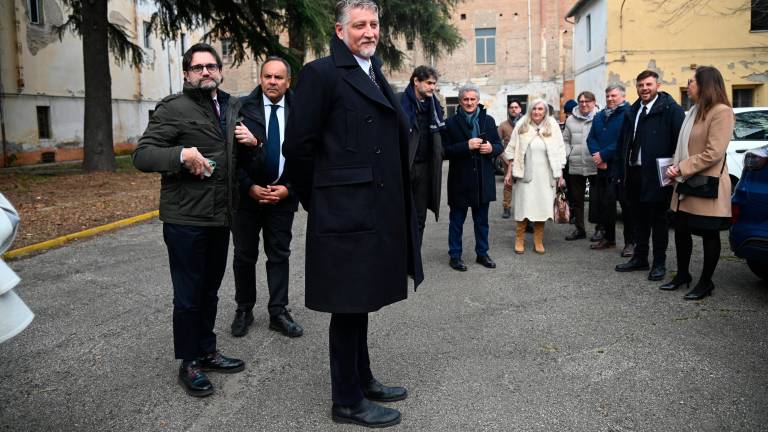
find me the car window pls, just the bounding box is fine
[733,110,768,141]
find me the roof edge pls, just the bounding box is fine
[566,0,596,18]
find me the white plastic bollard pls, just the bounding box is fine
[0,193,34,343]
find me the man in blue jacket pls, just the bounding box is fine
[586,84,631,251]
[442,84,503,271]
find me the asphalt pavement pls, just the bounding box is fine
[2,174,767,432]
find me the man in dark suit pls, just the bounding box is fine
[615,70,685,281]
[442,85,504,271]
[229,57,303,339]
[398,65,445,247]
[133,43,246,398]
[283,0,423,428]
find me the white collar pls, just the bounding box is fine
[262,93,286,108]
[641,94,659,112]
[353,55,372,73]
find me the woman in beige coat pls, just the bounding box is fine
[503,99,566,254]
[663,66,735,300]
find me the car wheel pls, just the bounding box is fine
[746,259,768,282]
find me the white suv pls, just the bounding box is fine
[729,107,768,183]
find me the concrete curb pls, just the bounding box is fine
[2,210,159,260]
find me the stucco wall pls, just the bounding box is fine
[572,0,768,107]
[0,0,204,166]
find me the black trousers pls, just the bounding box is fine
[329,313,374,405]
[232,206,294,316]
[568,174,594,232]
[163,223,229,361]
[411,161,431,246]
[627,167,669,265]
[590,174,617,242]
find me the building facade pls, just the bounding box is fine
[386,0,577,122]
[0,0,202,167]
[567,0,768,108]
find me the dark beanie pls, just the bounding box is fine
[563,99,578,114]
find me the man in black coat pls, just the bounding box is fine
[398,65,446,247]
[442,84,504,271]
[283,0,423,428]
[615,70,685,281]
[228,57,303,339]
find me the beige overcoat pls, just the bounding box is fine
[672,104,735,217]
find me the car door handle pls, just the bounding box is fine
[736,149,747,153]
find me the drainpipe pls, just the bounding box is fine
[527,0,532,82]
[0,72,7,168]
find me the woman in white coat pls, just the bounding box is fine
[503,99,567,254]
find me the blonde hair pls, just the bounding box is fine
[517,99,553,137]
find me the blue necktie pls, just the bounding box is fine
[266,104,280,183]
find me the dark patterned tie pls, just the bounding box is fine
[630,105,648,165]
[265,104,280,183]
[368,65,380,90]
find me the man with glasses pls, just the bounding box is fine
[134,43,250,398]
[563,92,599,240]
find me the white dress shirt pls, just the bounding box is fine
[263,93,286,182]
[631,94,658,166]
[352,55,372,76]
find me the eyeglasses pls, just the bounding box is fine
[188,63,220,73]
[577,100,593,104]
[687,78,696,85]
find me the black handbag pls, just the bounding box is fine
[675,158,726,199]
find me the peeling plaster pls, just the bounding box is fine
[25,0,65,55]
[727,63,735,70]
[737,60,768,68]
[645,59,676,85]
[742,72,768,83]
[607,71,623,86]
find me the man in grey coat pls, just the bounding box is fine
[563,91,598,240]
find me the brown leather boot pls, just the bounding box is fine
[515,221,526,254]
[533,222,545,254]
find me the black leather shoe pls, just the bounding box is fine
[200,350,245,373]
[647,265,666,281]
[590,230,604,242]
[565,229,586,241]
[269,310,304,337]
[363,378,408,402]
[615,258,650,272]
[502,208,511,219]
[659,273,692,291]
[449,258,467,271]
[231,309,254,337]
[475,255,496,269]
[684,281,714,300]
[332,398,401,428]
[178,361,214,397]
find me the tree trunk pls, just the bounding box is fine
[81,0,115,171]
